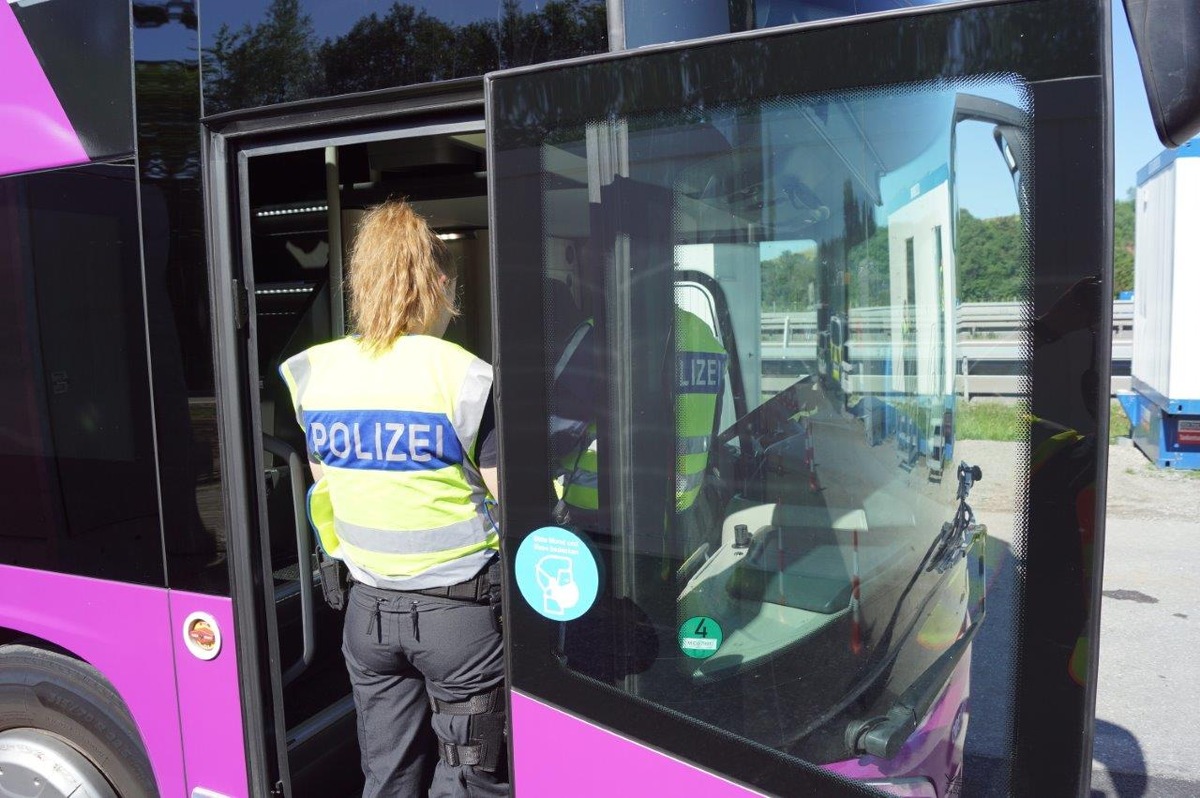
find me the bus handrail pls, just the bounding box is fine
[262,434,316,686]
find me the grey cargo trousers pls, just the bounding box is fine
[343,580,508,798]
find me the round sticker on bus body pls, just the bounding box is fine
[679,616,723,659]
[514,526,599,621]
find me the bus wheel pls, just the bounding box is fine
[0,644,159,797]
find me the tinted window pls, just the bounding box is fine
[0,165,164,585]
[623,0,957,48]
[201,0,607,114]
[136,1,231,594]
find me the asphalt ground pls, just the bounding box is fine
[955,440,1200,798]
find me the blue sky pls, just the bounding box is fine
[1112,0,1164,199]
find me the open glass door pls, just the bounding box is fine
[488,1,1112,796]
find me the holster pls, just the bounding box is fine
[307,476,348,610]
[318,551,349,611]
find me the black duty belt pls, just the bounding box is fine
[352,560,501,604]
[411,571,492,603]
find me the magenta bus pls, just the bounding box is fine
[1,0,1197,796]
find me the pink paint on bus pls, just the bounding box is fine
[0,1,88,176]
[511,690,768,797]
[0,564,249,797]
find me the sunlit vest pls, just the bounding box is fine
[280,335,497,590]
[674,308,726,511]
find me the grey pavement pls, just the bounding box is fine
[953,442,1200,797]
[1091,516,1200,794]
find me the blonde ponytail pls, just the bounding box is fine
[346,200,458,353]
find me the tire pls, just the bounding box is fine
[0,643,159,797]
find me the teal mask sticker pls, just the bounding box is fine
[679,616,723,659]
[515,526,599,621]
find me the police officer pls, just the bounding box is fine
[280,200,506,798]
[557,306,726,532]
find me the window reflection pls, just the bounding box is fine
[0,166,164,585]
[201,0,607,114]
[541,80,1025,779]
[135,2,229,593]
[624,0,959,48]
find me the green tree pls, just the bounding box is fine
[499,0,607,68]
[321,4,458,95]
[204,0,321,113]
[846,225,890,307]
[761,248,818,311]
[1113,197,1134,296]
[955,209,1027,302]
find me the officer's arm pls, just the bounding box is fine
[481,467,499,501]
[476,396,499,500]
[309,462,324,481]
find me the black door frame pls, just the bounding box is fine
[202,80,487,797]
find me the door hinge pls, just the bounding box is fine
[270,780,285,798]
[232,278,249,329]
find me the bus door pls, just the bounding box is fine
[488,1,1114,796]
[205,100,490,796]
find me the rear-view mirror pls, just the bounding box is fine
[1124,0,1200,146]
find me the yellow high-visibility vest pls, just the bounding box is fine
[674,308,726,511]
[280,335,497,590]
[559,308,726,518]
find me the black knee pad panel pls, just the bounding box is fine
[432,685,507,773]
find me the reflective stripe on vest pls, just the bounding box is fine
[561,431,599,512]
[281,335,496,588]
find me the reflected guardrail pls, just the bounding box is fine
[760,301,1134,397]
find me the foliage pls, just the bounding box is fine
[1108,398,1131,443]
[1113,198,1135,296]
[761,200,1135,309]
[846,225,891,307]
[956,401,1027,441]
[204,0,607,114]
[955,209,1027,302]
[498,0,607,67]
[204,0,321,113]
[320,5,461,96]
[957,400,1131,444]
[761,248,817,310]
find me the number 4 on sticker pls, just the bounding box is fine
[679,615,723,660]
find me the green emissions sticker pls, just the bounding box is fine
[679,616,723,659]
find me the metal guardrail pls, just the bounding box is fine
[759,301,1134,397]
[761,301,1133,341]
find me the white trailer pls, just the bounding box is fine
[1119,139,1200,469]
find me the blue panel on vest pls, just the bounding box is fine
[676,351,726,395]
[302,409,463,471]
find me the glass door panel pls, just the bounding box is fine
[489,2,1111,795]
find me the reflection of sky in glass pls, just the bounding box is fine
[755,0,959,28]
[872,81,1026,221]
[135,23,199,63]
[874,93,952,207]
